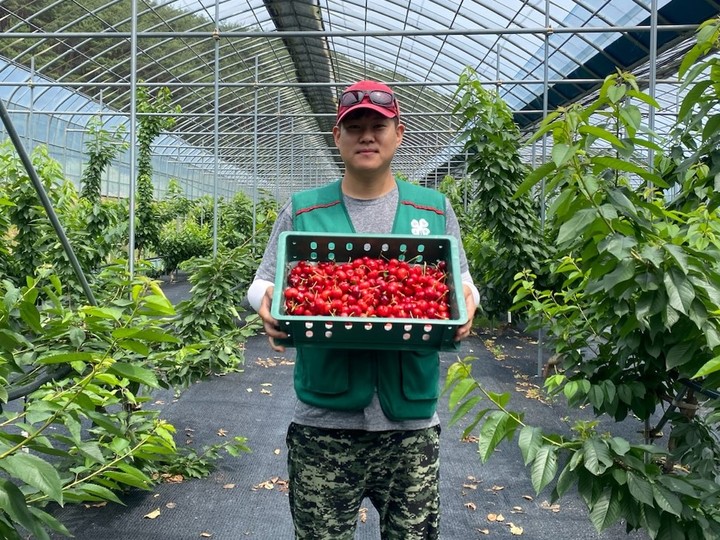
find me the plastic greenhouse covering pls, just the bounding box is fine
[0,0,718,202]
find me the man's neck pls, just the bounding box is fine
[341,170,396,200]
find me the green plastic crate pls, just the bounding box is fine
[270,232,467,351]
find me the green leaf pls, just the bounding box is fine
[77,483,124,505]
[86,410,124,437]
[485,391,510,408]
[530,445,558,494]
[112,327,181,343]
[68,327,86,348]
[557,209,597,245]
[653,485,683,517]
[600,234,637,259]
[702,114,720,142]
[693,354,720,378]
[593,156,664,185]
[140,295,175,315]
[606,189,638,218]
[583,439,613,475]
[665,341,697,370]
[663,267,695,315]
[608,437,630,456]
[518,426,543,466]
[83,306,125,320]
[607,84,627,104]
[448,378,476,411]
[103,471,152,490]
[579,125,625,148]
[0,453,63,505]
[514,161,556,199]
[19,302,42,333]
[678,80,712,121]
[553,462,575,499]
[619,104,642,132]
[600,259,635,291]
[627,472,654,506]
[551,143,577,168]
[28,506,71,536]
[477,411,511,462]
[39,351,96,365]
[78,442,106,465]
[107,363,159,388]
[626,89,661,110]
[0,478,49,540]
[663,244,689,273]
[448,395,482,427]
[589,487,621,531]
[117,339,150,356]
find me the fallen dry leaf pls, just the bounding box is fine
[223,484,236,489]
[246,387,253,392]
[274,448,281,455]
[540,500,561,513]
[487,485,505,493]
[252,477,289,492]
[461,435,479,444]
[161,473,184,484]
[511,506,524,513]
[476,528,490,535]
[144,509,161,520]
[509,523,524,535]
[217,429,228,437]
[166,502,177,509]
[83,501,107,509]
[464,502,477,511]
[487,513,505,522]
[261,383,272,387]
[260,389,272,395]
[200,533,212,538]
[359,507,368,523]
[522,495,533,501]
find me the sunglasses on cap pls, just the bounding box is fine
[339,89,396,109]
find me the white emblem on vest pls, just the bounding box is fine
[411,218,430,235]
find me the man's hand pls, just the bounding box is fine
[454,284,477,342]
[257,286,289,352]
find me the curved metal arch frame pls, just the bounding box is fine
[0,0,716,202]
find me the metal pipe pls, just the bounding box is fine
[537,0,551,379]
[648,0,658,174]
[252,55,259,242]
[127,0,138,277]
[212,4,220,257]
[0,23,698,40]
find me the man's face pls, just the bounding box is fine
[333,110,404,176]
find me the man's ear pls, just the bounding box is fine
[395,122,405,146]
[332,124,341,146]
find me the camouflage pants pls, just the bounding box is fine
[286,422,441,540]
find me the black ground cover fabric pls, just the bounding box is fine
[46,280,649,539]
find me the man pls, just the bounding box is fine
[247,79,479,539]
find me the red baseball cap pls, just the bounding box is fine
[336,80,400,125]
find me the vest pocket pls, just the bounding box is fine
[400,351,440,401]
[296,348,350,395]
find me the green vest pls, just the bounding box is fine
[291,179,447,421]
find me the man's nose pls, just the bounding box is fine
[359,126,375,140]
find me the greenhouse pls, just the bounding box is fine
[1,0,720,539]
